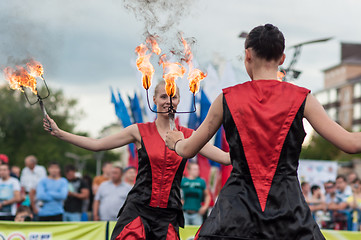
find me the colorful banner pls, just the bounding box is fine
[0,221,106,240]
[298,159,338,188]
[1,221,361,240]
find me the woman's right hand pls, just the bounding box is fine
[43,115,60,137]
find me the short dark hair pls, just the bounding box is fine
[311,185,320,194]
[102,161,112,168]
[47,161,60,168]
[325,180,335,185]
[301,181,309,188]
[336,175,347,182]
[352,178,361,184]
[245,24,285,61]
[123,166,136,174]
[64,164,77,173]
[16,205,32,215]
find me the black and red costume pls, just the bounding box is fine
[195,80,325,240]
[111,121,193,240]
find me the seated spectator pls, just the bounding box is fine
[325,181,342,206]
[326,175,353,230]
[93,165,131,221]
[308,185,326,227]
[63,164,89,222]
[14,205,33,222]
[323,181,341,229]
[308,185,326,212]
[336,175,352,202]
[36,162,68,221]
[301,181,312,203]
[348,172,358,185]
[346,178,361,231]
[0,163,21,220]
[122,166,137,187]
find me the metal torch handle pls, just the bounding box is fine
[169,112,175,130]
[39,100,52,131]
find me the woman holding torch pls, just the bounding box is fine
[163,24,361,239]
[43,80,230,240]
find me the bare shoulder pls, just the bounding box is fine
[126,124,141,143]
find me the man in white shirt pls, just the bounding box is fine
[93,166,132,221]
[0,163,21,220]
[20,155,46,214]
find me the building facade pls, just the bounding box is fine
[314,43,361,131]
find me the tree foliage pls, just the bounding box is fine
[0,85,119,176]
[300,132,361,161]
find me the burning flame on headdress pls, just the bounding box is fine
[3,59,44,95]
[181,36,207,94]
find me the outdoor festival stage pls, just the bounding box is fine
[0,221,360,240]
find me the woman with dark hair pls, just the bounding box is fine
[43,81,230,239]
[164,23,361,239]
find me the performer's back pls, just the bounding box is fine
[196,80,325,240]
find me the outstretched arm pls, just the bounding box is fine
[166,94,223,158]
[304,94,361,154]
[199,143,231,165]
[43,115,139,151]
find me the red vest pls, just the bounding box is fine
[223,80,310,211]
[137,122,193,208]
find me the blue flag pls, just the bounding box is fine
[110,88,135,158]
[128,93,144,124]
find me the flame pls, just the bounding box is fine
[277,70,285,81]
[26,59,44,80]
[159,54,185,97]
[181,36,207,94]
[135,43,155,90]
[3,65,42,95]
[146,36,161,55]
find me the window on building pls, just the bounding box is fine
[354,103,361,120]
[354,83,361,98]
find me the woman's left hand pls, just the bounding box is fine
[165,130,184,151]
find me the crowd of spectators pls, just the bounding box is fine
[302,173,361,231]
[0,154,134,222]
[0,153,213,226]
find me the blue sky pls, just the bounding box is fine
[1,0,361,136]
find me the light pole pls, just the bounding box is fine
[65,152,92,175]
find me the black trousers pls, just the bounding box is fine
[38,214,63,221]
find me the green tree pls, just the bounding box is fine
[300,132,361,161]
[0,85,119,176]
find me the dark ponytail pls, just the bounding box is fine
[245,24,285,61]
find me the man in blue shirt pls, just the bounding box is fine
[36,162,68,221]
